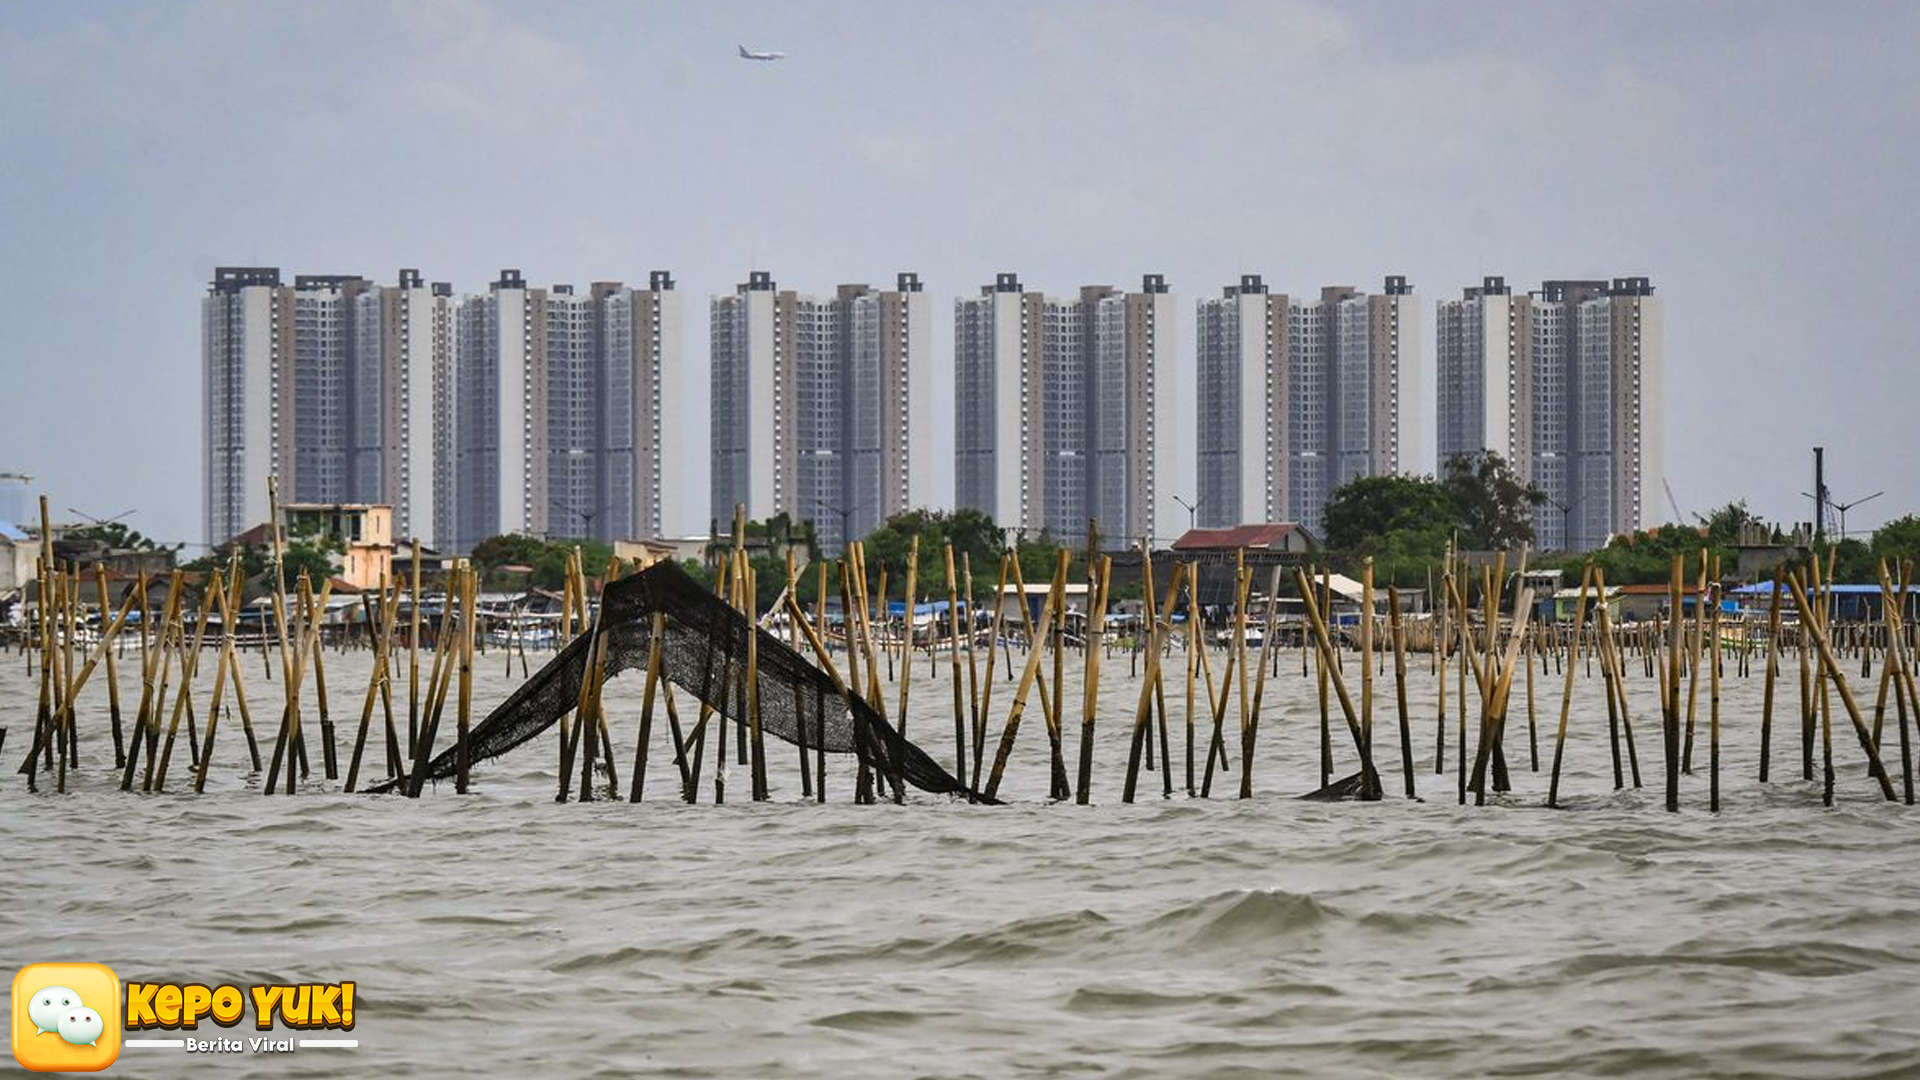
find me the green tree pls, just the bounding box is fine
[858,508,1005,596]
[1442,450,1545,550]
[1320,474,1456,585]
[1871,515,1920,575]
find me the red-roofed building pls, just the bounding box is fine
[1171,523,1317,554]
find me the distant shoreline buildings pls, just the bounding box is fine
[202,266,1661,556]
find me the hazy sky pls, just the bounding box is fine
[2,0,1916,548]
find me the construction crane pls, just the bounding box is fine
[1663,478,1684,524]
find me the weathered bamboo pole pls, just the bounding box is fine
[962,551,984,783]
[945,543,968,791]
[457,566,476,794]
[344,574,402,793]
[896,535,919,736]
[1664,554,1683,811]
[408,539,423,758]
[154,572,222,790]
[629,612,668,803]
[196,566,248,792]
[1682,549,1707,774]
[1294,566,1380,797]
[119,571,182,791]
[1760,571,1783,782]
[1709,561,1723,812]
[1184,562,1199,796]
[983,553,1065,802]
[1124,560,1181,803]
[1360,558,1374,773]
[1074,555,1111,804]
[1548,564,1596,808]
[1787,571,1896,801]
[404,575,462,798]
[1242,566,1283,800]
[1388,584,1415,798]
[94,565,125,768]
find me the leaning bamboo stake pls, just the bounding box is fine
[961,551,981,785]
[1388,584,1415,799]
[983,567,1063,802]
[120,571,183,791]
[311,584,336,780]
[344,574,401,793]
[1547,565,1595,808]
[974,551,1011,782]
[1786,571,1897,801]
[1294,566,1380,796]
[456,567,476,795]
[1124,560,1181,803]
[403,577,462,797]
[1074,555,1110,804]
[897,535,919,736]
[94,565,125,768]
[629,612,668,802]
[193,570,244,792]
[1242,566,1284,800]
[944,543,968,791]
[154,572,222,790]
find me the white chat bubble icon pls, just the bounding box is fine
[27,985,83,1035]
[58,1008,104,1047]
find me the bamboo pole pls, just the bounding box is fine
[95,565,125,768]
[629,612,667,802]
[983,554,1065,802]
[1760,571,1783,782]
[1709,560,1723,812]
[1547,565,1595,808]
[1294,566,1380,797]
[456,566,476,795]
[154,572,222,790]
[1786,571,1896,801]
[119,571,182,791]
[1388,583,1415,799]
[897,535,919,736]
[1124,560,1181,803]
[1074,555,1110,804]
[945,543,968,791]
[1242,566,1283,800]
[344,574,401,793]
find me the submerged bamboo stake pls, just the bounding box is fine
[1388,584,1414,799]
[629,611,668,803]
[983,555,1065,802]
[1294,566,1380,796]
[1760,571,1783,782]
[897,535,919,736]
[1074,555,1111,804]
[945,543,968,792]
[94,565,124,768]
[1124,560,1181,803]
[1242,566,1283,800]
[1709,561,1723,813]
[1787,572,1896,801]
[1547,564,1596,808]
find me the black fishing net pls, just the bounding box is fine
[367,560,984,801]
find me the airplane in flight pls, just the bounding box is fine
[738,45,786,61]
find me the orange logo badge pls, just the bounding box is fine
[12,964,122,1072]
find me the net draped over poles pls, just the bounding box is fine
[368,560,984,801]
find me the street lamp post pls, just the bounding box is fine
[1172,494,1202,532]
[1542,494,1581,553]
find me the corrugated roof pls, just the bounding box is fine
[1171,523,1307,551]
[0,522,28,542]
